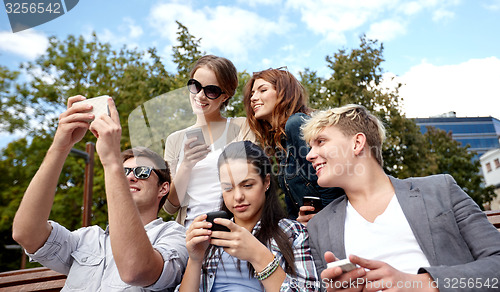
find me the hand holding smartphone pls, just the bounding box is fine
[185,128,206,148]
[327,259,358,273]
[302,196,323,215]
[206,211,230,232]
[74,95,110,121]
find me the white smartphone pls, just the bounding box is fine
[185,128,205,147]
[327,259,358,273]
[74,95,110,121]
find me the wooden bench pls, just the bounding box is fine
[485,209,500,230]
[0,267,66,291]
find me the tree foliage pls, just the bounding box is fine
[423,127,496,207]
[0,65,26,133]
[172,21,204,85]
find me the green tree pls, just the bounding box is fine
[225,71,251,117]
[423,126,496,208]
[172,21,204,85]
[0,65,26,133]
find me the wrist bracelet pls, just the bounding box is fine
[254,255,280,281]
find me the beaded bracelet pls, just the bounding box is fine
[254,255,280,281]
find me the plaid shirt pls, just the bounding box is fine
[200,218,319,291]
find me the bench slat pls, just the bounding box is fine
[0,278,66,292]
[485,210,500,229]
[0,267,66,289]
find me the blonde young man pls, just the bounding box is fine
[302,104,500,291]
[13,96,188,291]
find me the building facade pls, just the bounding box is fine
[480,149,500,188]
[414,113,500,209]
[414,113,500,159]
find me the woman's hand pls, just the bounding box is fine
[209,218,268,263]
[181,137,210,169]
[185,214,212,263]
[297,205,316,226]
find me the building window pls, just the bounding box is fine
[486,163,492,172]
[495,159,500,169]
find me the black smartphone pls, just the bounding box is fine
[206,211,230,232]
[302,196,323,215]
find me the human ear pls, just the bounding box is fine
[353,133,366,156]
[264,174,271,190]
[159,182,170,198]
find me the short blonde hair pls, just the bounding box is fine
[301,104,386,166]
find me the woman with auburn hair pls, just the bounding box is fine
[243,68,343,222]
[164,55,254,227]
[178,141,318,291]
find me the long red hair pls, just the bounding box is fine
[243,68,311,154]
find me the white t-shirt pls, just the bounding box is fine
[344,194,430,274]
[177,119,231,227]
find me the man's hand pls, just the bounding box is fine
[52,95,93,152]
[89,97,121,166]
[321,252,366,292]
[351,255,438,292]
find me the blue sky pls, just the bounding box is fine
[1,0,500,146]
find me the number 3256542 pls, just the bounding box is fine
[5,2,62,14]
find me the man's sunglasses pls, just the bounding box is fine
[124,166,159,180]
[187,79,224,99]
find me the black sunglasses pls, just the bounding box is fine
[124,166,159,180]
[187,79,224,100]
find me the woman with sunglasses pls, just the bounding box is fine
[243,68,344,224]
[164,55,254,227]
[178,141,319,291]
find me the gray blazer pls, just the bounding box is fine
[307,174,500,292]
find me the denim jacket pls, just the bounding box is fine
[277,113,344,218]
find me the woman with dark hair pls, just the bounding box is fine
[243,68,343,222]
[164,55,254,227]
[178,141,318,291]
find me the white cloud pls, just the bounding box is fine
[432,9,455,22]
[149,2,291,62]
[236,0,281,7]
[399,1,424,15]
[367,19,407,42]
[124,17,144,39]
[285,0,395,44]
[483,0,500,10]
[0,30,49,59]
[397,57,500,119]
[285,0,462,44]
